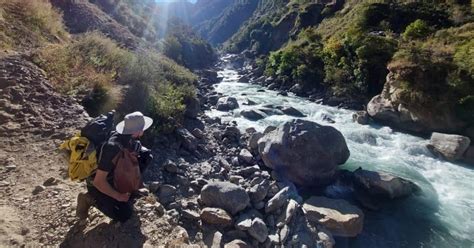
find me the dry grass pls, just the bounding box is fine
[0,0,67,50]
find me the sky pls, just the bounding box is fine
[155,0,197,2]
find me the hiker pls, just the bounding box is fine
[76,111,154,223]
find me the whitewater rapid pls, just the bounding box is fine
[206,65,474,247]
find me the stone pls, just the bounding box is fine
[265,187,289,213]
[182,209,200,220]
[191,128,205,139]
[263,126,276,134]
[284,199,298,224]
[352,111,369,125]
[43,177,59,186]
[279,224,290,244]
[239,149,253,164]
[258,119,350,186]
[200,182,250,215]
[200,207,233,226]
[428,132,471,161]
[204,230,223,248]
[318,229,335,248]
[463,146,474,165]
[303,196,364,237]
[32,185,45,195]
[176,128,198,152]
[248,217,268,243]
[353,168,419,199]
[224,239,250,248]
[248,132,263,152]
[149,181,160,193]
[279,106,306,117]
[158,185,177,205]
[241,110,267,121]
[235,215,253,231]
[217,97,239,111]
[184,96,200,119]
[164,161,178,173]
[249,179,270,203]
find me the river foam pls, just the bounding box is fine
[206,64,474,247]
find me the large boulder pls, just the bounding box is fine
[217,97,239,111]
[200,182,250,215]
[428,132,471,161]
[240,109,267,121]
[258,119,350,186]
[278,106,306,117]
[353,168,419,199]
[303,196,364,237]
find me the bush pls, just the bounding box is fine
[35,32,132,115]
[403,20,432,39]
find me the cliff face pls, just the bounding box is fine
[367,63,469,136]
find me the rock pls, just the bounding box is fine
[463,146,474,165]
[242,99,257,106]
[248,132,263,152]
[318,229,336,248]
[277,91,288,96]
[158,185,177,205]
[239,75,250,82]
[258,119,350,186]
[224,126,241,142]
[284,199,298,224]
[279,224,290,244]
[200,207,233,226]
[205,230,223,248]
[303,196,364,237]
[224,239,250,248]
[352,111,369,125]
[182,209,200,220]
[191,128,205,139]
[149,181,160,193]
[241,109,267,121]
[353,168,419,199]
[265,187,289,213]
[235,215,253,231]
[164,161,178,173]
[248,217,268,243]
[249,179,270,203]
[176,128,198,152]
[217,97,239,111]
[166,226,190,247]
[428,132,471,161]
[200,182,250,215]
[239,149,253,164]
[43,177,59,186]
[184,96,201,119]
[32,185,45,195]
[279,106,306,117]
[263,126,276,134]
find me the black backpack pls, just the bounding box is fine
[81,110,116,149]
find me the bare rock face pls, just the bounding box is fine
[303,196,364,237]
[428,132,471,161]
[258,119,350,186]
[353,168,419,199]
[200,182,250,215]
[367,64,467,135]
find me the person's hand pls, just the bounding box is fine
[115,192,130,202]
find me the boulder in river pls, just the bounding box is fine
[353,168,419,199]
[427,132,471,161]
[240,109,267,121]
[303,196,364,237]
[217,97,239,111]
[277,106,306,117]
[258,119,350,186]
[200,182,250,215]
[352,111,369,125]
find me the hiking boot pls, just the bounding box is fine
[76,192,95,220]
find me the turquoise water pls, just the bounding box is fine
[206,63,474,248]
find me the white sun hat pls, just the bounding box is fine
[116,111,153,134]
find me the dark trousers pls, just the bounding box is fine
[87,185,133,223]
[87,149,152,222]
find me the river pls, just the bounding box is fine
[205,56,474,248]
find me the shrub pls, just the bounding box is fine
[35,32,131,115]
[403,19,432,39]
